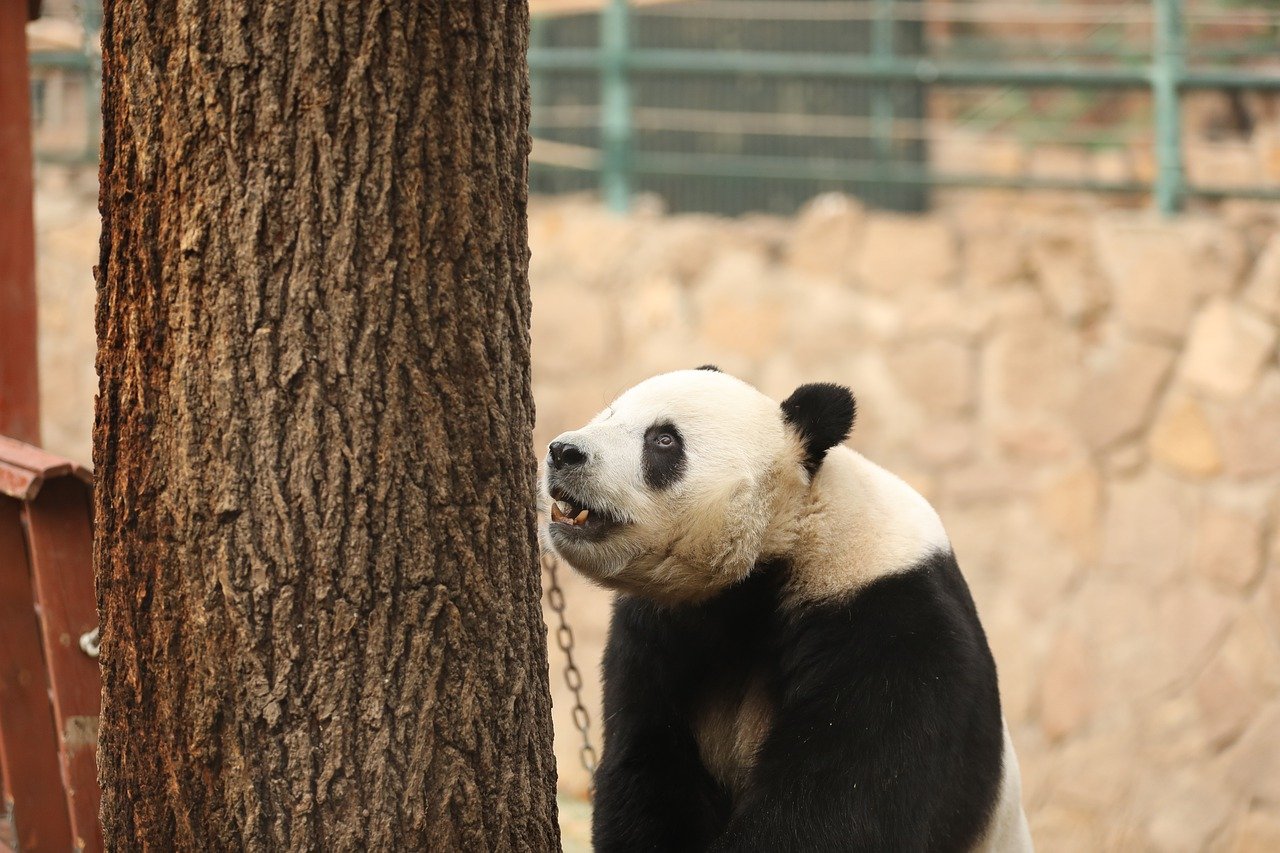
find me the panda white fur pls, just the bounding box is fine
[543,367,1032,852]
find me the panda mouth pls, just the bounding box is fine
[548,487,623,538]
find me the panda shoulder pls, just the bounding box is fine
[788,446,952,602]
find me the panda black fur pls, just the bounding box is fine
[543,368,1032,852]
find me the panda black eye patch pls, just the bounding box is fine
[642,422,686,490]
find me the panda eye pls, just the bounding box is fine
[645,423,682,453]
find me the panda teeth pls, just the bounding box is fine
[549,498,592,527]
[551,500,584,525]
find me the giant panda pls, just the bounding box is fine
[542,366,1032,852]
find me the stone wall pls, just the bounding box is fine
[529,194,1280,852]
[31,173,1280,850]
[33,166,99,464]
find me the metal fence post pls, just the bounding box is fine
[1153,0,1185,215]
[600,0,632,212]
[871,0,895,168]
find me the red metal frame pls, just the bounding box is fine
[25,480,101,850]
[2,3,95,848]
[0,499,72,852]
[0,0,41,446]
[0,437,101,852]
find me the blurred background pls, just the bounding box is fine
[24,1,1280,849]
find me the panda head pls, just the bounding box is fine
[543,366,855,603]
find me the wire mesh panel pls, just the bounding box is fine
[1180,0,1280,199]
[27,0,101,165]
[530,13,603,198]
[532,0,931,214]
[528,0,1280,215]
[628,3,929,213]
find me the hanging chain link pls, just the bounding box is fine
[541,550,599,786]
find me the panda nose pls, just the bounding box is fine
[548,441,588,469]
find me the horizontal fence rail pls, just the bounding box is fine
[527,47,1280,90]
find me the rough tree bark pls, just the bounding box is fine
[95,2,558,849]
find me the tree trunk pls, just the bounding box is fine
[94,2,558,849]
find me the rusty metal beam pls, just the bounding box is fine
[24,478,103,853]
[0,435,92,501]
[0,437,99,850]
[0,498,73,852]
[0,0,41,445]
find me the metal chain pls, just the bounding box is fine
[541,550,599,788]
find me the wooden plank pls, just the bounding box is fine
[0,0,41,445]
[0,498,73,851]
[23,480,103,853]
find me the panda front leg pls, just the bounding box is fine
[592,597,733,852]
[707,705,995,853]
[708,573,1007,852]
[591,715,730,852]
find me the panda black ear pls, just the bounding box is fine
[695,364,721,372]
[781,383,856,476]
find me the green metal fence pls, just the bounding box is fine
[30,1,1280,215]
[529,0,1280,215]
